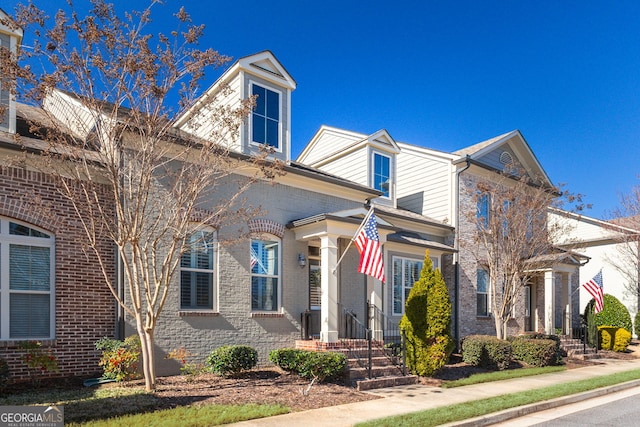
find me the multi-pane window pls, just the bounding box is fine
[251,238,280,311]
[392,257,422,315]
[477,193,490,229]
[0,217,54,339]
[180,231,215,310]
[373,153,391,197]
[477,268,489,317]
[251,83,280,149]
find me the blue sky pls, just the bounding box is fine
[6,1,640,219]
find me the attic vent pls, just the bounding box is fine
[499,151,513,165]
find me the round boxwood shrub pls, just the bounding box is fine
[599,326,631,352]
[510,338,558,367]
[207,345,257,377]
[462,335,512,370]
[269,348,346,382]
[584,294,632,349]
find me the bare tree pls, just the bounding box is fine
[1,1,279,390]
[463,166,583,339]
[607,187,640,313]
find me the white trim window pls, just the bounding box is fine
[0,217,55,339]
[250,237,280,311]
[372,152,391,198]
[477,192,490,230]
[250,82,282,150]
[392,256,422,315]
[477,268,490,317]
[180,230,216,310]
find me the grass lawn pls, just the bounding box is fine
[356,368,640,427]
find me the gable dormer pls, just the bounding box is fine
[0,8,23,134]
[298,126,400,206]
[453,130,552,186]
[174,51,296,162]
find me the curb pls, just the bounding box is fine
[443,378,640,426]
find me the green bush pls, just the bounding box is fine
[634,311,640,338]
[510,333,562,365]
[95,335,141,381]
[399,250,454,376]
[511,338,558,367]
[269,348,346,382]
[584,294,632,349]
[462,335,511,370]
[0,357,8,388]
[207,345,257,377]
[599,326,631,352]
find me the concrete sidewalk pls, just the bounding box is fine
[229,357,640,427]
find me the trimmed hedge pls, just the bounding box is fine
[599,326,631,352]
[269,348,346,382]
[206,345,257,377]
[510,338,558,367]
[462,335,511,370]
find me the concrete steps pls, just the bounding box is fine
[560,336,602,360]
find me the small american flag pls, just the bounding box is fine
[583,269,604,313]
[354,211,385,283]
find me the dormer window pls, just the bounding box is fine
[251,82,281,150]
[373,152,391,197]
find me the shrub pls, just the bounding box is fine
[0,357,8,388]
[207,345,257,377]
[511,338,558,367]
[635,311,640,338]
[399,250,454,376]
[599,326,631,352]
[269,348,346,382]
[95,335,141,381]
[166,347,208,380]
[510,333,562,365]
[462,335,512,370]
[584,294,633,349]
[19,341,59,384]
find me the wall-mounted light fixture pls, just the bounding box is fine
[297,253,307,267]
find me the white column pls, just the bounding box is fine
[565,273,573,336]
[320,234,339,342]
[544,270,555,335]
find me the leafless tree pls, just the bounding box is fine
[1,1,279,390]
[606,187,640,313]
[463,166,584,339]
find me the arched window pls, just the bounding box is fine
[0,217,55,339]
[250,236,281,312]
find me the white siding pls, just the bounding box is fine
[178,74,243,152]
[299,128,362,166]
[43,90,99,139]
[396,148,452,222]
[318,146,369,186]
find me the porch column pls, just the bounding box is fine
[565,273,573,336]
[320,234,339,342]
[544,270,555,335]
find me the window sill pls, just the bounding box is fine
[250,312,284,318]
[0,339,57,348]
[179,311,220,317]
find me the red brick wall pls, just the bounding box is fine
[0,165,116,382]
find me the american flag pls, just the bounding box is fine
[582,269,604,314]
[354,211,385,283]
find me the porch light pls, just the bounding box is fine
[298,253,307,267]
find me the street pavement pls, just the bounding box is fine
[228,356,640,427]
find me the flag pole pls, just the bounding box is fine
[332,207,374,275]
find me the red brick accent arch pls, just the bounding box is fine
[0,194,62,233]
[248,218,285,238]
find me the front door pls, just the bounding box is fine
[524,284,532,332]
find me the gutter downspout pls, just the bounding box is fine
[454,155,471,350]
